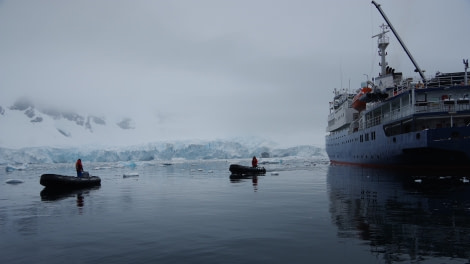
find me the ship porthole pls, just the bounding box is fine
[416,133,421,140]
[393,137,396,143]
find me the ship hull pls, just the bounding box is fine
[326,125,470,169]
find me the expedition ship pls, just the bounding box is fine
[325,1,470,169]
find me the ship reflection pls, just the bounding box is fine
[327,165,470,262]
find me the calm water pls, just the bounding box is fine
[1,158,470,264]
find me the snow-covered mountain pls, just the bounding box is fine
[0,97,326,164]
[0,97,141,148]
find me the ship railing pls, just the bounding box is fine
[364,115,382,129]
[365,104,413,129]
[426,73,469,88]
[364,101,470,129]
[382,74,468,99]
[391,73,469,90]
[414,100,470,113]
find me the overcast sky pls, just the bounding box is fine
[1,0,469,147]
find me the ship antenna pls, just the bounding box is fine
[371,1,426,83]
[464,59,468,85]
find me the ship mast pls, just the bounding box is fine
[372,24,389,77]
[371,1,426,83]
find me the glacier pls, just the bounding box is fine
[0,140,326,165]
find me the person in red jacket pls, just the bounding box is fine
[252,156,258,168]
[75,159,84,177]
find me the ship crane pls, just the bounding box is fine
[372,1,427,83]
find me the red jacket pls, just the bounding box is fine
[76,160,83,172]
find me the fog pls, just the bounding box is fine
[0,0,468,147]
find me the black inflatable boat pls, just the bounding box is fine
[40,173,101,189]
[229,164,266,175]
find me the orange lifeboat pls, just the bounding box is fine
[351,87,372,111]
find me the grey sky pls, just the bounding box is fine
[1,0,469,147]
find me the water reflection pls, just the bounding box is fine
[327,165,470,262]
[40,186,100,207]
[229,174,260,192]
[76,193,84,207]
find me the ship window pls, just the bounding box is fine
[416,133,420,140]
[404,124,411,133]
[383,119,413,137]
[393,137,396,143]
[365,133,369,141]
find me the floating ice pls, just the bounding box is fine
[5,164,28,172]
[5,179,24,184]
[123,172,139,178]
